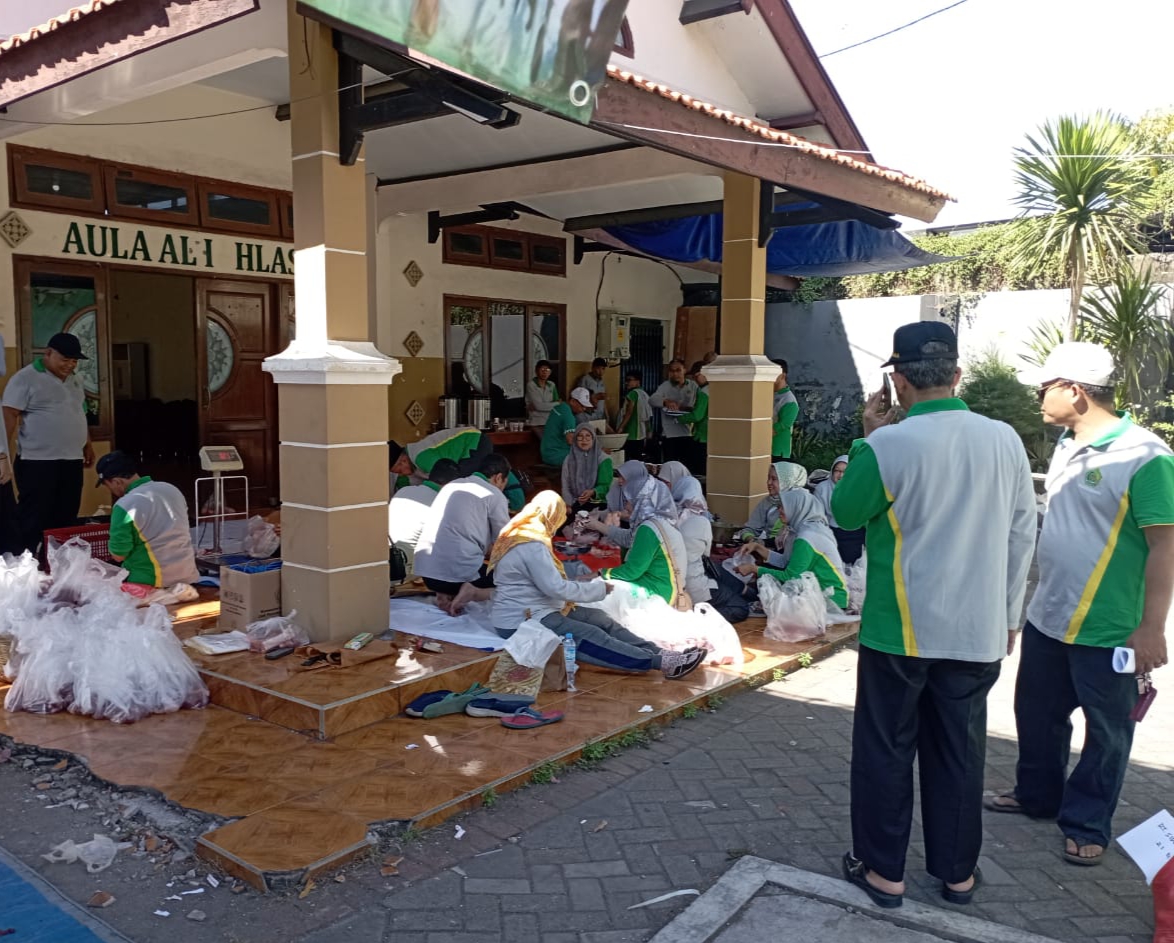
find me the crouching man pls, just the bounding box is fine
[95,450,199,604]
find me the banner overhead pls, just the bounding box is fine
[298,0,631,124]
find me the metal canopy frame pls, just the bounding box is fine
[333,31,522,167]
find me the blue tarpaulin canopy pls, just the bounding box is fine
[604,212,950,278]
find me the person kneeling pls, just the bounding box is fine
[489,491,705,680]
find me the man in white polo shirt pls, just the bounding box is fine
[831,321,1036,909]
[985,343,1174,867]
[2,332,95,553]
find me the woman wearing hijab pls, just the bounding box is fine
[489,491,705,678]
[657,461,690,492]
[814,455,864,564]
[737,490,848,608]
[670,474,713,606]
[561,425,613,513]
[737,461,808,542]
[597,461,691,607]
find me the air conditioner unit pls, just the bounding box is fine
[595,309,630,360]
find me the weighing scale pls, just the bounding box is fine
[194,444,249,568]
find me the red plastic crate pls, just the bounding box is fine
[40,523,113,571]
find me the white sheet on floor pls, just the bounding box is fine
[387,598,503,651]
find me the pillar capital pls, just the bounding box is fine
[264,341,402,386]
[703,354,782,383]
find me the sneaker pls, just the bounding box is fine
[660,647,707,680]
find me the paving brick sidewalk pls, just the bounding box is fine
[296,644,1171,943]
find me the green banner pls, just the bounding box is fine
[299,0,631,124]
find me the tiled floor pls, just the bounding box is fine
[0,596,859,892]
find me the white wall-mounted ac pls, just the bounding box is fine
[595,309,630,361]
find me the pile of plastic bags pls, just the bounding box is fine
[759,572,829,643]
[0,539,208,723]
[584,581,744,668]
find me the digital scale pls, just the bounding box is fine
[194,444,249,568]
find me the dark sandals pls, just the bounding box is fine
[841,853,903,909]
[942,867,983,904]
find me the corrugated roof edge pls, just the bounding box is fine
[605,65,954,203]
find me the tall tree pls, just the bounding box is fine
[1010,112,1148,339]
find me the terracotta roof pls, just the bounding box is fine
[605,65,953,202]
[0,0,124,58]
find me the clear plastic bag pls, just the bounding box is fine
[3,538,209,723]
[584,581,744,668]
[245,610,309,653]
[722,548,756,586]
[243,516,280,559]
[759,572,827,643]
[845,550,867,614]
[43,834,123,873]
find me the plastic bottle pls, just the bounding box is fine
[563,633,578,692]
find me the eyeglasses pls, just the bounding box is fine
[1036,380,1071,401]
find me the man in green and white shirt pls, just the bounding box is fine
[831,321,1036,908]
[96,451,199,591]
[616,370,652,462]
[987,343,1174,866]
[771,359,799,461]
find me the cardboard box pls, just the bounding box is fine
[219,564,282,631]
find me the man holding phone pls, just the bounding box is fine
[985,342,1173,867]
[831,321,1036,909]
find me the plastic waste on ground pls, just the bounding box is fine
[243,515,280,559]
[584,581,744,668]
[759,572,828,643]
[43,834,128,873]
[1,538,209,723]
[245,609,310,653]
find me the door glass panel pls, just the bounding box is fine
[28,271,103,428]
[489,303,526,413]
[530,310,561,382]
[448,304,484,395]
[114,176,189,213]
[25,163,94,201]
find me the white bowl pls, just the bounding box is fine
[597,433,629,452]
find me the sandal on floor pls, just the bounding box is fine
[942,867,983,905]
[841,853,902,909]
[983,792,1027,814]
[420,683,492,719]
[500,706,565,729]
[1063,840,1104,867]
[466,695,536,718]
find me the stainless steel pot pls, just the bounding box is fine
[439,396,462,429]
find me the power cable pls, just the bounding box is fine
[819,0,971,58]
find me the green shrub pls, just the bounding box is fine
[959,352,1054,470]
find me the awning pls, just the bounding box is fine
[602,213,951,278]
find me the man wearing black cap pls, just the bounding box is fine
[830,321,1036,909]
[96,450,199,598]
[2,333,95,552]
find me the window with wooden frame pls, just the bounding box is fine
[104,162,198,226]
[198,181,280,236]
[442,225,566,277]
[444,295,566,418]
[10,146,105,214]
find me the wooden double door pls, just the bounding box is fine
[14,259,292,506]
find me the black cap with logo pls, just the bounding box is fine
[46,332,88,360]
[95,450,139,487]
[881,321,959,368]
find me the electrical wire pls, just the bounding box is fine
[819,0,971,58]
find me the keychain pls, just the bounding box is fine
[1130,673,1157,723]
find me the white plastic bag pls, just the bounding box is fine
[246,610,309,653]
[502,619,562,669]
[183,632,251,656]
[845,550,867,614]
[722,549,756,586]
[584,581,744,668]
[243,516,280,559]
[3,538,209,723]
[759,572,827,643]
[43,834,122,873]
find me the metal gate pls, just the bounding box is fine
[622,317,666,439]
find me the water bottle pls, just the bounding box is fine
[563,633,578,692]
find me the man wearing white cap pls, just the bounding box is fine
[540,387,590,465]
[986,342,1174,868]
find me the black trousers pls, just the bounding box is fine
[623,440,646,463]
[851,643,1000,884]
[14,457,83,554]
[662,436,692,468]
[0,479,22,556]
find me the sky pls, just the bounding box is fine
[788,0,1174,228]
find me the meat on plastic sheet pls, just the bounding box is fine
[2,539,209,723]
[583,581,744,668]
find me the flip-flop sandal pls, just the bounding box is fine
[983,793,1027,814]
[421,682,492,719]
[941,867,983,905]
[1063,842,1104,867]
[841,853,902,909]
[500,706,565,729]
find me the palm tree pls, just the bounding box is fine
[1010,112,1148,339]
[1080,263,1172,409]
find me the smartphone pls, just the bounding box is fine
[880,373,893,412]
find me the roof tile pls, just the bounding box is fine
[605,66,952,202]
[0,0,124,58]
